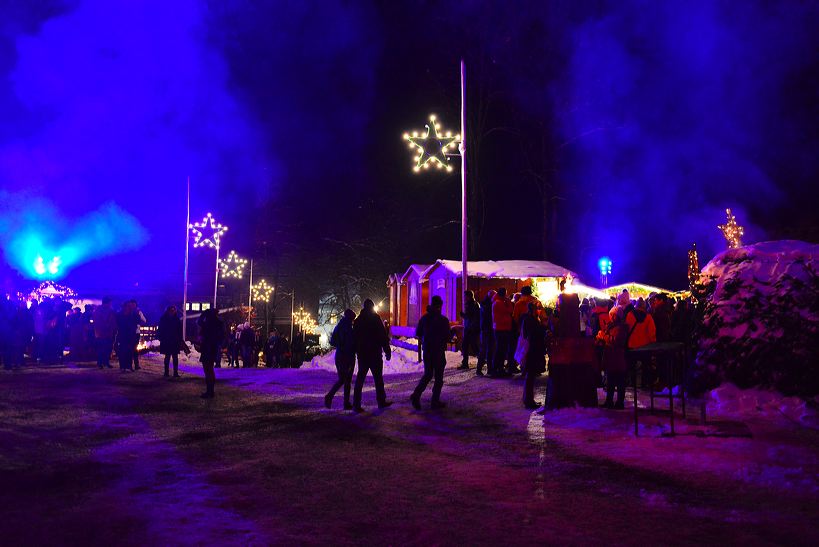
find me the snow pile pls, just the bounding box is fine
[301,345,464,375]
[707,383,818,430]
[695,240,819,396]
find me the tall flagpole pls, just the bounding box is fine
[247,259,253,323]
[213,244,220,309]
[460,59,468,297]
[182,176,191,340]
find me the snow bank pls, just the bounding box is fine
[695,240,819,396]
[301,345,464,375]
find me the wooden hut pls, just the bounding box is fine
[389,259,579,327]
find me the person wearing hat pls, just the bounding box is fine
[352,299,393,412]
[411,295,452,410]
[325,309,357,410]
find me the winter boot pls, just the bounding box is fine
[410,393,421,410]
[200,381,215,399]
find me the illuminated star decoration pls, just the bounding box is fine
[252,279,274,302]
[219,250,247,279]
[718,208,744,249]
[190,213,228,249]
[403,114,460,172]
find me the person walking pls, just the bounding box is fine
[115,300,139,371]
[324,309,356,410]
[475,290,495,376]
[411,296,451,410]
[459,290,480,371]
[239,323,255,368]
[491,288,514,377]
[520,302,547,409]
[157,305,184,377]
[92,297,117,369]
[352,299,392,412]
[131,302,147,370]
[197,307,224,399]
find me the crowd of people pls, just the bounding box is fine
[322,282,697,413]
[3,284,697,411]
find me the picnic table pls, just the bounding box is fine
[626,342,688,436]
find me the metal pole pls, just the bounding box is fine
[290,291,295,342]
[182,176,190,340]
[213,244,220,308]
[247,259,253,323]
[460,59,468,300]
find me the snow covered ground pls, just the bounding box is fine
[172,345,819,498]
[2,350,817,544]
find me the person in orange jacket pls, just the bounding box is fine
[491,288,514,377]
[512,285,544,326]
[625,299,656,349]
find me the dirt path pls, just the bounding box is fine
[1,359,817,545]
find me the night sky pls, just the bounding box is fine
[1,0,818,309]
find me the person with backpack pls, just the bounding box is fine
[352,299,392,412]
[325,309,356,410]
[411,296,452,410]
[197,308,225,399]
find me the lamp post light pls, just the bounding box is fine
[403,59,468,298]
[598,257,612,287]
[190,212,228,308]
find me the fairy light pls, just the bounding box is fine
[402,114,460,172]
[219,250,247,279]
[718,208,744,249]
[29,280,77,301]
[251,279,274,302]
[189,213,228,250]
[687,243,700,291]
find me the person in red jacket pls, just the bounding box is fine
[491,288,514,377]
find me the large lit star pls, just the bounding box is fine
[190,213,228,249]
[252,279,273,302]
[219,250,247,279]
[403,114,460,172]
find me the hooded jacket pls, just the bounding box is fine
[416,307,451,355]
[624,306,657,349]
[491,294,514,332]
[353,309,390,361]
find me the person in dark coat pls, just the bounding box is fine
[520,302,547,409]
[157,305,184,377]
[197,307,224,399]
[325,309,357,409]
[476,289,496,376]
[352,299,392,412]
[411,296,452,410]
[92,297,117,369]
[239,323,255,368]
[458,290,480,370]
[115,300,139,371]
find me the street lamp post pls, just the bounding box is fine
[189,213,228,308]
[403,59,468,295]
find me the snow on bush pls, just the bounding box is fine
[694,240,819,397]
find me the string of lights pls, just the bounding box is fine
[718,208,744,249]
[403,114,460,172]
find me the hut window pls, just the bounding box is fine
[436,278,446,289]
[409,283,417,304]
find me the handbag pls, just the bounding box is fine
[514,334,529,364]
